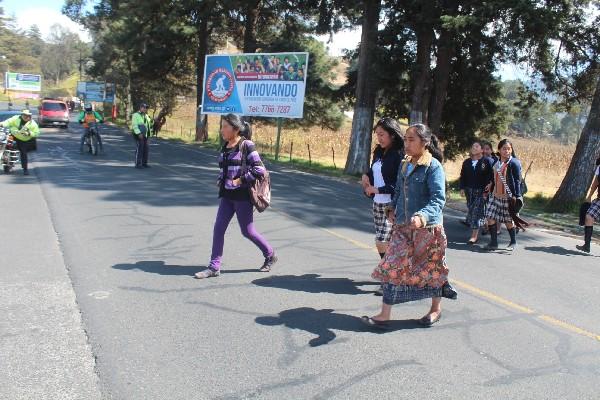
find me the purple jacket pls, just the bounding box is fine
[218,140,266,192]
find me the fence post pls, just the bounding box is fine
[275,117,283,160]
[332,146,336,169]
[289,141,293,162]
[307,143,311,165]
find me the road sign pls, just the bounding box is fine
[77,81,116,103]
[6,72,42,92]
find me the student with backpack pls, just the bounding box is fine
[195,114,276,279]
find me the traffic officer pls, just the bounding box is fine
[131,102,153,168]
[0,109,40,175]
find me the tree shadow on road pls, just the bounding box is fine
[252,274,380,295]
[255,307,425,347]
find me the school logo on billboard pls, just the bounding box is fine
[206,68,234,103]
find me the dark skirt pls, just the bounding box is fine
[465,188,486,229]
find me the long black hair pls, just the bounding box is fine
[407,123,443,162]
[372,117,404,160]
[222,113,252,139]
[497,138,517,158]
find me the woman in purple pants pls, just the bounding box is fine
[195,114,277,279]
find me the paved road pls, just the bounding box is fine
[2,120,600,399]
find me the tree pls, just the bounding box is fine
[344,0,381,175]
[41,24,81,85]
[550,75,600,210]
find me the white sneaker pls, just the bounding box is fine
[194,268,220,279]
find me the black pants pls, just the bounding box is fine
[15,138,32,171]
[134,134,149,167]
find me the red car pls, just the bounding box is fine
[38,99,69,128]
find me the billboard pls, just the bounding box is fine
[77,81,115,103]
[201,52,308,118]
[6,72,42,92]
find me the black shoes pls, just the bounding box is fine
[442,282,458,300]
[23,169,29,176]
[576,244,590,253]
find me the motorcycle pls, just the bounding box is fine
[83,122,100,156]
[0,126,20,173]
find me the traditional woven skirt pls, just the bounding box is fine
[485,195,512,224]
[466,188,486,229]
[372,224,449,305]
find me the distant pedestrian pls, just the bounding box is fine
[195,114,276,279]
[459,141,493,244]
[361,123,456,330]
[484,139,523,251]
[131,103,153,168]
[361,117,404,259]
[576,157,600,253]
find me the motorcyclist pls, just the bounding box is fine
[0,109,40,175]
[78,103,104,153]
[131,102,153,168]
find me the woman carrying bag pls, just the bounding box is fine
[361,123,456,330]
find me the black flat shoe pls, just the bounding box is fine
[418,313,442,327]
[442,282,458,300]
[467,239,477,245]
[360,316,391,330]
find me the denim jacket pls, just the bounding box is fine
[390,151,446,227]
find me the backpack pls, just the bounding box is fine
[240,140,271,212]
[520,161,533,196]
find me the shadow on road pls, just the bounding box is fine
[252,274,380,295]
[29,125,377,234]
[113,261,202,276]
[524,245,594,257]
[113,261,263,276]
[255,307,425,347]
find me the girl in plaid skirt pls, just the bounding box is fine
[485,139,523,251]
[361,118,404,258]
[576,158,600,253]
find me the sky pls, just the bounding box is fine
[2,0,90,41]
[3,0,523,80]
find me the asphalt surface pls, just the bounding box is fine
[2,118,600,399]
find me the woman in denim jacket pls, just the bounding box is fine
[362,124,456,329]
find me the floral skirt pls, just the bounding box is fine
[372,224,449,305]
